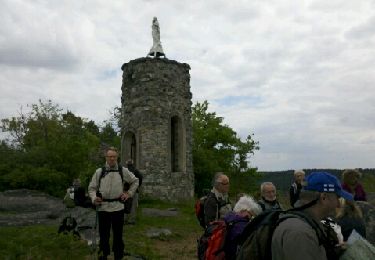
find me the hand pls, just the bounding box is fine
[120,192,130,201]
[94,196,103,205]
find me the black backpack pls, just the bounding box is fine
[236,209,336,260]
[58,215,80,237]
[195,195,210,228]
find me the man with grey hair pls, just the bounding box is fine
[290,169,306,208]
[203,172,232,227]
[258,182,282,211]
[272,172,353,260]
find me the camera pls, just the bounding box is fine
[96,191,102,199]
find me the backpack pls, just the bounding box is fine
[236,209,329,260]
[195,195,209,228]
[197,219,240,260]
[58,215,80,237]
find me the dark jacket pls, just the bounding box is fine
[204,191,232,226]
[127,164,143,192]
[258,198,282,211]
[337,216,366,241]
[289,182,303,208]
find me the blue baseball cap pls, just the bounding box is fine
[304,172,353,201]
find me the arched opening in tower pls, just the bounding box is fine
[123,131,137,166]
[171,116,185,172]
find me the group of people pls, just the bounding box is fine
[201,169,369,260]
[69,147,369,260]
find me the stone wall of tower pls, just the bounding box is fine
[120,57,194,201]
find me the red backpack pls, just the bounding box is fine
[197,220,228,260]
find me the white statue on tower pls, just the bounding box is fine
[147,17,166,58]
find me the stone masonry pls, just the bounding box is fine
[120,57,194,201]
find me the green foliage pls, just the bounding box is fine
[227,169,261,196]
[192,101,259,195]
[0,100,121,196]
[1,167,67,197]
[99,122,121,148]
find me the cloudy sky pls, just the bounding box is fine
[1,0,374,171]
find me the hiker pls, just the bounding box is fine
[336,199,366,241]
[88,147,139,260]
[124,159,143,225]
[223,195,262,259]
[71,178,92,208]
[341,169,367,201]
[203,172,232,226]
[258,182,282,211]
[289,169,305,208]
[271,171,353,260]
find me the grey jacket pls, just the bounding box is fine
[271,216,327,260]
[88,163,139,212]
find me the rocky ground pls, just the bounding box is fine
[0,189,99,226]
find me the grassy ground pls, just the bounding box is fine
[0,198,203,260]
[123,198,202,259]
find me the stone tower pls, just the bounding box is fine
[120,57,194,201]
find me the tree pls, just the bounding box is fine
[192,101,259,194]
[0,100,103,195]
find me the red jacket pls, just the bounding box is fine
[342,183,367,201]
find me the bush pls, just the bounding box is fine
[0,167,68,197]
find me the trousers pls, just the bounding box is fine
[98,209,124,259]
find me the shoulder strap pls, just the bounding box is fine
[118,164,124,182]
[209,192,221,220]
[97,165,124,190]
[97,167,106,191]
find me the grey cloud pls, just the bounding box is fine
[0,45,80,70]
[1,0,375,171]
[345,16,375,40]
